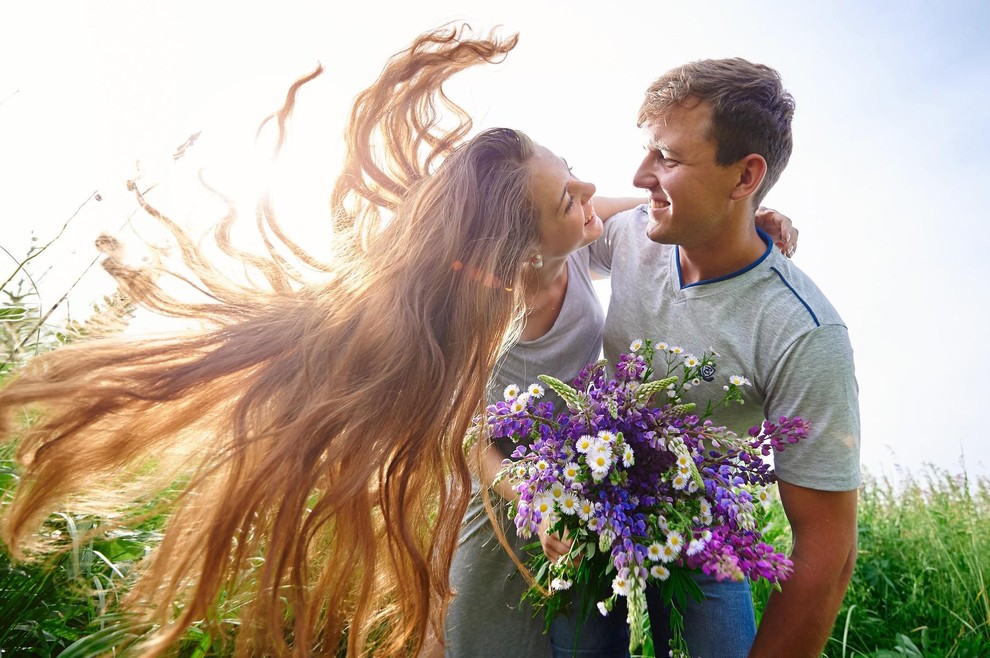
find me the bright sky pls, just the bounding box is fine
[3,0,989,479]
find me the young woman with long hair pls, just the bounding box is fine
[0,24,613,658]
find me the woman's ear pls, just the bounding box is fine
[730,154,768,201]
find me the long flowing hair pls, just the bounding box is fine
[0,25,536,657]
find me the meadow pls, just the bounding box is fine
[2,270,988,657]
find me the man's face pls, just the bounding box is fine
[632,101,740,247]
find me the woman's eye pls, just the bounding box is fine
[565,195,576,212]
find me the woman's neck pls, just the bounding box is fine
[520,255,569,341]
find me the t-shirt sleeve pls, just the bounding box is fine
[765,324,861,491]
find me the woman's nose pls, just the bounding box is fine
[581,180,597,202]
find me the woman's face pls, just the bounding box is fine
[527,144,602,261]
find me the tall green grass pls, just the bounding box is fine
[836,468,990,657]
[752,467,990,658]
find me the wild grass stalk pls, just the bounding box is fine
[752,466,990,658]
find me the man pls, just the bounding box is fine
[586,58,861,657]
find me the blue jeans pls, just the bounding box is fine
[549,594,630,658]
[548,573,755,658]
[646,573,756,658]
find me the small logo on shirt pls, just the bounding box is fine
[700,364,716,382]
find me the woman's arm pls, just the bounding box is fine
[468,439,518,501]
[592,196,645,221]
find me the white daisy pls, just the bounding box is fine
[597,430,618,445]
[533,495,553,517]
[666,531,684,552]
[587,516,601,531]
[551,577,572,591]
[683,354,700,368]
[659,544,678,563]
[728,375,752,387]
[687,538,707,556]
[612,574,631,597]
[622,445,635,467]
[587,445,613,472]
[527,383,545,398]
[650,564,671,580]
[699,499,713,524]
[559,492,579,514]
[672,473,688,490]
[656,342,669,351]
[575,435,595,454]
[646,541,664,562]
[509,398,526,413]
[549,481,566,499]
[577,498,595,521]
[562,461,581,481]
[629,338,644,351]
[503,383,521,400]
[669,345,683,354]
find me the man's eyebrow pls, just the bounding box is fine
[646,138,675,155]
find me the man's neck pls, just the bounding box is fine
[677,225,769,286]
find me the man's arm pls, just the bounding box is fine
[748,480,858,658]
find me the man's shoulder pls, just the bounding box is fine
[755,255,847,330]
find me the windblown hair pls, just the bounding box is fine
[637,57,795,206]
[0,25,537,657]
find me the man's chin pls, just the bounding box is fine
[645,219,671,244]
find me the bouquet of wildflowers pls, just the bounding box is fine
[482,339,809,657]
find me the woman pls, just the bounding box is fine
[0,25,560,658]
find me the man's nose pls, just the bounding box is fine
[632,157,656,190]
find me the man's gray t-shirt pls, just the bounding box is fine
[588,206,860,491]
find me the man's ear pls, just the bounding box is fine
[730,154,767,201]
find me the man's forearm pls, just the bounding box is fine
[748,546,856,657]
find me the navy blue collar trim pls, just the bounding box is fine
[677,228,774,289]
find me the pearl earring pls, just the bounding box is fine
[530,254,544,269]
